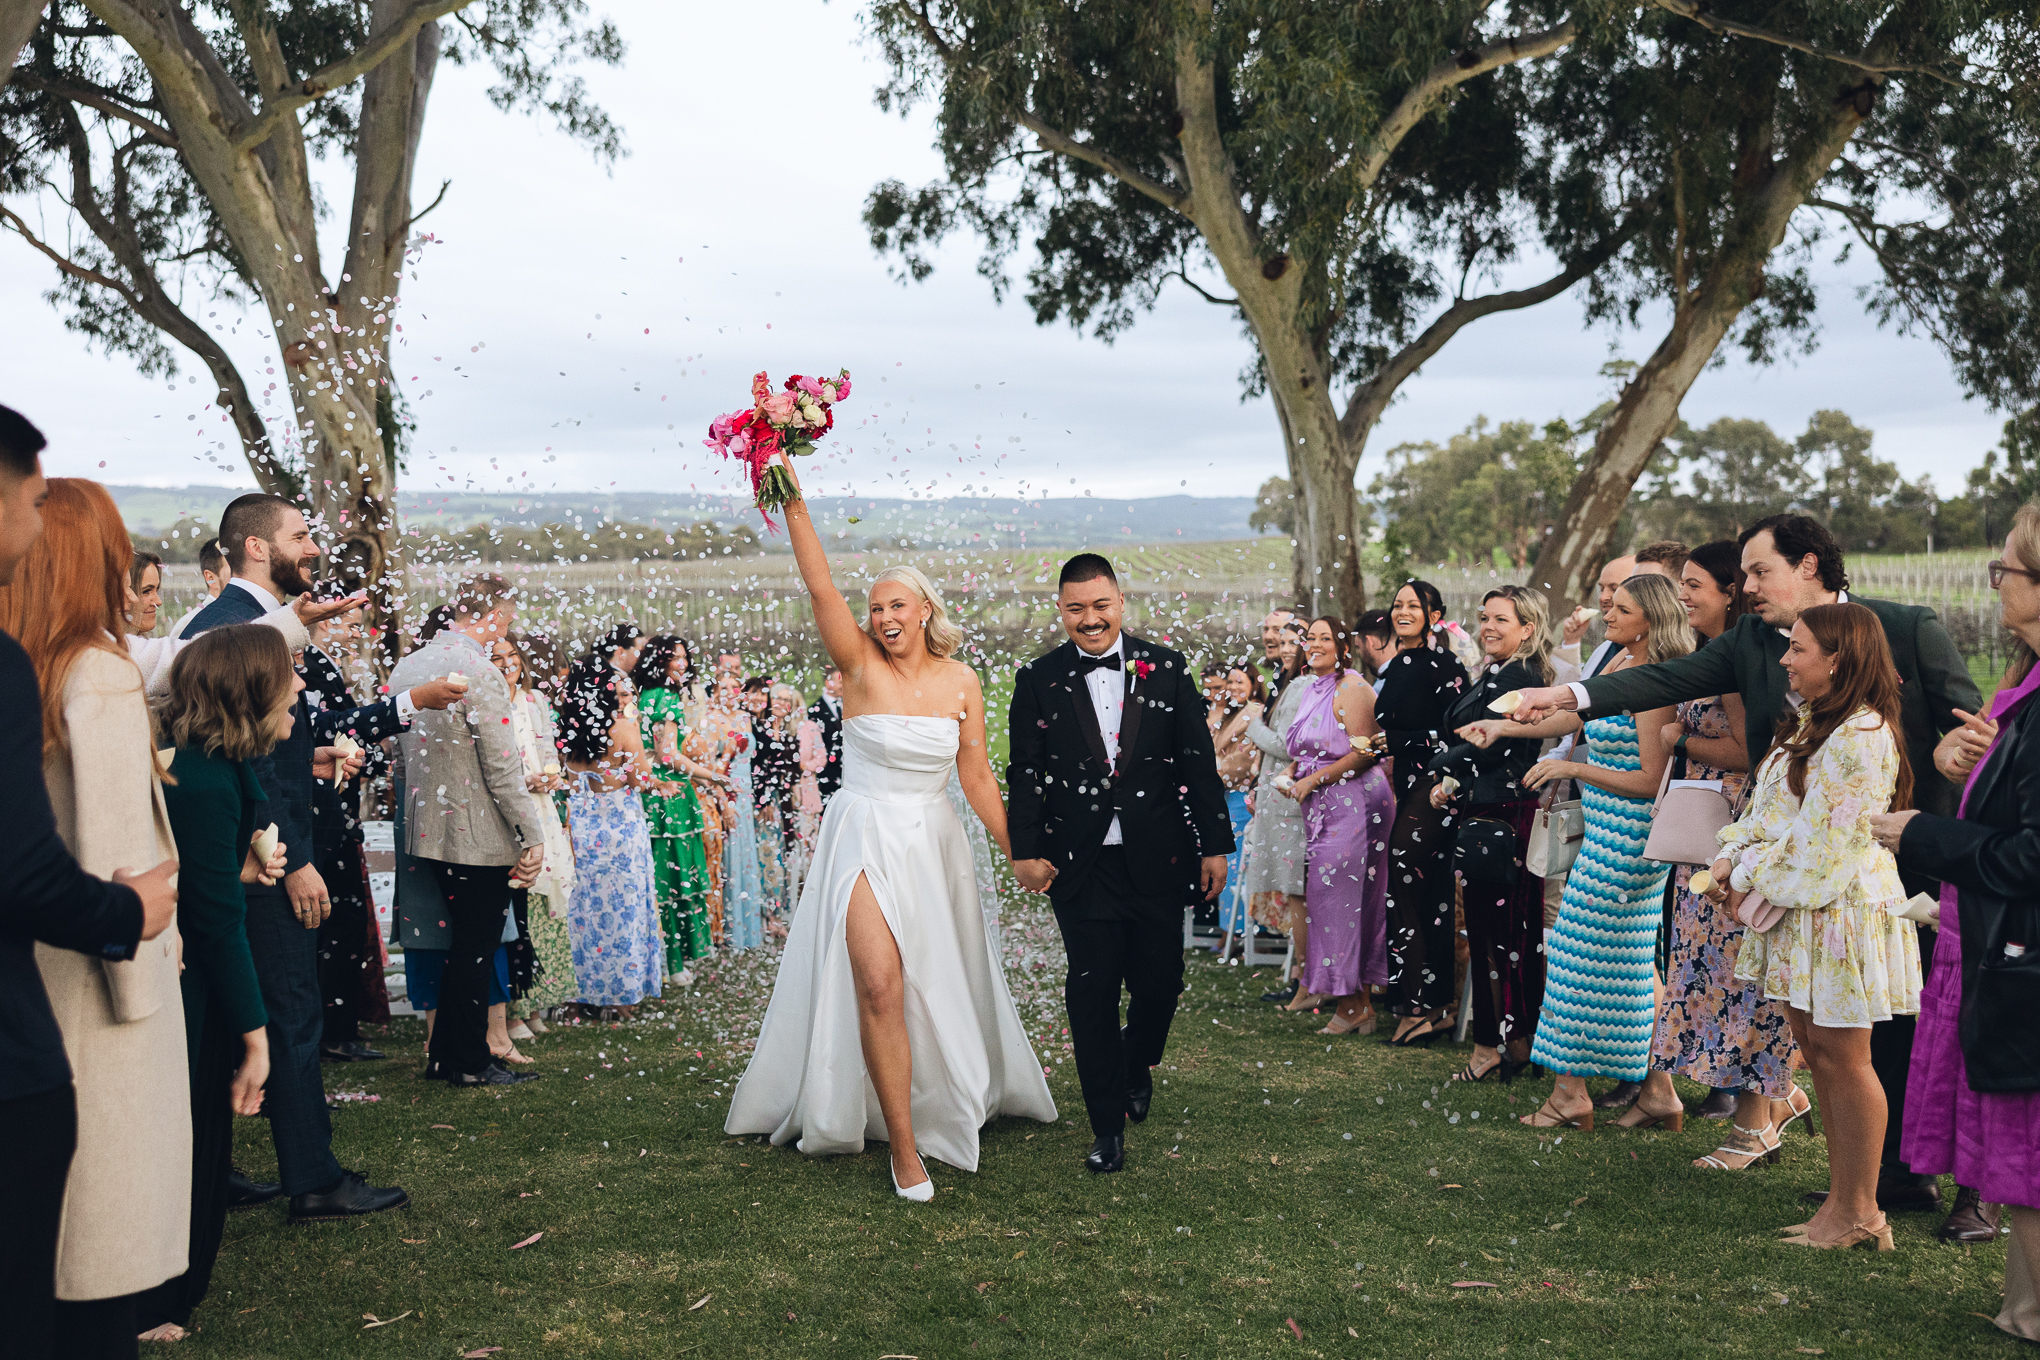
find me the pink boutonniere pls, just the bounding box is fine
[1132,659,1155,682]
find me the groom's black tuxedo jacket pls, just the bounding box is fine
[1007,633,1235,906]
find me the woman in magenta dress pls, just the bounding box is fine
[1875,505,2040,1332]
[1285,615,1393,1035]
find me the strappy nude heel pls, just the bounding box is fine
[1780,1216,1894,1250]
[1519,1098,1593,1131]
[1695,1123,1780,1170]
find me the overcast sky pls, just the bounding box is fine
[2,0,2012,514]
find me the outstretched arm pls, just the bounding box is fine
[778,453,874,679]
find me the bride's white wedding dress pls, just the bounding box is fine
[725,714,1056,1170]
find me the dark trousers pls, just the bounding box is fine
[1385,777,1456,1017]
[136,1003,239,1332]
[243,886,343,1195]
[1052,848,1186,1140]
[0,1083,76,1360]
[1876,875,1938,1175]
[422,859,512,1080]
[316,845,374,1046]
[52,1292,137,1359]
[1460,800,1546,1051]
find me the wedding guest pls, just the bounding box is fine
[1874,506,2040,1278]
[134,627,287,1343]
[1243,618,1310,1004]
[1638,542,1808,1163]
[1285,617,1393,1035]
[164,539,229,641]
[492,633,578,1037]
[708,672,766,950]
[1210,664,1266,945]
[176,492,404,1223]
[1353,608,1395,685]
[1554,552,1636,674]
[389,575,546,1085]
[748,675,796,924]
[125,551,163,635]
[1376,579,1469,1044]
[0,408,174,1360]
[1505,573,1688,1128]
[788,682,826,904]
[630,635,716,979]
[1509,514,1978,1209]
[1429,585,1561,1082]
[0,477,189,1352]
[1704,602,1920,1250]
[598,622,645,676]
[809,667,845,801]
[557,653,664,1017]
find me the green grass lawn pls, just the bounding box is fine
[197,896,2021,1359]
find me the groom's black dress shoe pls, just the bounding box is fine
[1085,1136,1125,1175]
[288,1171,410,1225]
[227,1168,283,1211]
[1127,1078,1153,1123]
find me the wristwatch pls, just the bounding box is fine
[1673,734,1690,760]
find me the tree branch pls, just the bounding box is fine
[9,68,179,147]
[1165,268,1240,307]
[1339,207,1649,443]
[1355,16,1579,189]
[233,0,472,152]
[1647,0,1968,87]
[0,203,144,305]
[1014,109,1188,210]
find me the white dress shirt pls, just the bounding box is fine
[1080,634,1127,845]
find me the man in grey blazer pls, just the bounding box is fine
[390,574,548,1087]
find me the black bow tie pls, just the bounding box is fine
[1074,652,1122,674]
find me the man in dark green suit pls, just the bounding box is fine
[1510,514,1981,1220]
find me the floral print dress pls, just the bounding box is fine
[1721,707,1923,1029]
[1648,696,1799,1096]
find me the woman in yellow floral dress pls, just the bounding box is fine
[1703,602,1923,1251]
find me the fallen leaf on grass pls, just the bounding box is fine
[1269,1155,1280,1165]
[1348,1326,1359,1337]
[1570,1195,1588,1206]
[509,1232,543,1250]
[1286,1317,1303,1340]
[1795,1350,1825,1356]
[1451,1281,1498,1289]
[1013,1250,1026,1259]
[462,1349,503,1357]
[688,1294,712,1311]
[1441,1183,1463,1190]
[401,1238,427,1245]
[361,1311,411,1329]
[1479,1251,1503,1262]
[975,1283,993,1295]
[430,1124,454,1131]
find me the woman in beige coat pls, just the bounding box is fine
[0,478,190,1352]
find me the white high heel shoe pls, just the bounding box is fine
[891,1152,934,1203]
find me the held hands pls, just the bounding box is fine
[409,678,468,711]
[312,744,367,783]
[1868,809,1919,853]
[510,845,545,890]
[114,860,180,941]
[1011,858,1058,895]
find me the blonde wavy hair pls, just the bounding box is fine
[1620,571,1696,665]
[866,565,963,659]
[1480,584,1557,685]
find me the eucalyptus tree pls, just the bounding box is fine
[1526,0,2040,610]
[1,0,622,606]
[864,0,1642,615]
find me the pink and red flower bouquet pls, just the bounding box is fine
[703,368,852,527]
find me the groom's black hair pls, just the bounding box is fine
[1058,553,1117,590]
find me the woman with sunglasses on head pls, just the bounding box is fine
[1375,579,1470,1045]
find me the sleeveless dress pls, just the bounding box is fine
[1286,670,1393,996]
[726,715,1056,1172]
[1529,713,1669,1081]
[723,735,766,951]
[564,772,664,1007]
[638,688,713,972]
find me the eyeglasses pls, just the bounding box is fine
[1989,559,2040,590]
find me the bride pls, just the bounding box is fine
[723,453,1055,1199]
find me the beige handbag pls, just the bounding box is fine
[1524,780,1585,878]
[1642,753,1738,867]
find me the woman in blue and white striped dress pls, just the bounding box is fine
[1512,573,1691,1129]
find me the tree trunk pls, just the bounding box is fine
[1531,27,1905,613]
[0,0,47,87]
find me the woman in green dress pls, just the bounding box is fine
[633,635,720,977]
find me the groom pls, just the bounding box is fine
[1007,553,1234,1174]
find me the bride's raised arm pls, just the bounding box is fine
[778,453,876,680]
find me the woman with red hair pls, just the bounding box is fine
[0,478,190,1352]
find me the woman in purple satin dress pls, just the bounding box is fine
[1285,616,1394,1036]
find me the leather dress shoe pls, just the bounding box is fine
[1259,980,1299,1005]
[1127,1077,1153,1124]
[439,1060,539,1087]
[1592,1080,1642,1110]
[1802,1171,1944,1213]
[1692,1089,1739,1121]
[288,1170,409,1225]
[320,1039,386,1062]
[1938,1185,2004,1242]
[227,1167,283,1211]
[1085,1136,1125,1174]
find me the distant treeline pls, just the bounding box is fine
[132,516,761,565]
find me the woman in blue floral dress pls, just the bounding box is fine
[557,652,664,1016]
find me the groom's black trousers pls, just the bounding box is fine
[1052,847,1187,1140]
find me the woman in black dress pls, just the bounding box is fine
[1375,579,1470,1044]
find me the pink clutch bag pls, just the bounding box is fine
[1736,892,1786,933]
